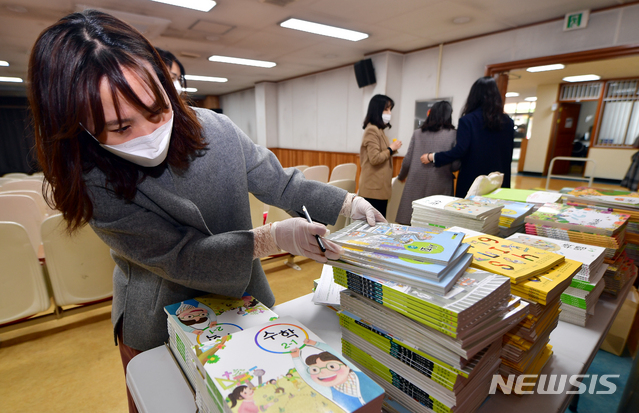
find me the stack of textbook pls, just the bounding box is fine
[524,203,630,260]
[507,233,608,326]
[451,228,577,391]
[326,222,531,411]
[467,195,535,237]
[164,294,279,413]
[410,195,503,235]
[195,316,385,413]
[325,221,473,294]
[564,187,639,264]
[482,188,562,210]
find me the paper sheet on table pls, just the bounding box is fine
[312,264,346,306]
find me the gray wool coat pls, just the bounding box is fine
[395,128,460,225]
[85,107,347,351]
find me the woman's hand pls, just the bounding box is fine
[351,196,387,226]
[271,218,342,262]
[421,153,433,165]
[390,139,402,152]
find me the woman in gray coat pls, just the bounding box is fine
[395,101,460,225]
[28,11,384,412]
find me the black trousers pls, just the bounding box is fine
[362,197,388,219]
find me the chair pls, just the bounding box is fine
[2,172,29,179]
[326,179,356,233]
[0,177,18,187]
[303,165,329,183]
[294,165,309,172]
[248,193,267,228]
[0,190,56,217]
[0,195,44,255]
[0,222,50,325]
[0,179,44,193]
[386,177,405,224]
[41,214,115,306]
[329,163,357,182]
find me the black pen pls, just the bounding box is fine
[302,205,326,252]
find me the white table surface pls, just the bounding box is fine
[127,275,636,413]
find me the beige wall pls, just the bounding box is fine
[524,84,558,173]
[585,147,636,180]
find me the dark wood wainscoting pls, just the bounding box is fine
[268,148,404,191]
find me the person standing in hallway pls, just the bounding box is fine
[395,101,460,225]
[422,76,514,198]
[358,94,402,217]
[155,47,187,95]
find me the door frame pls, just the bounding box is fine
[484,44,639,174]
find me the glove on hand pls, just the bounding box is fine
[271,218,342,263]
[351,196,387,226]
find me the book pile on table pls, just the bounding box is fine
[467,195,535,237]
[451,228,576,392]
[164,294,279,413]
[603,251,636,297]
[482,188,562,211]
[166,297,386,413]
[564,187,639,263]
[506,233,608,327]
[325,221,473,294]
[410,195,503,235]
[326,222,531,411]
[524,203,631,261]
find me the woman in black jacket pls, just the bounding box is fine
[423,76,514,198]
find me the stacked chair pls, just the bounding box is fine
[0,173,115,332]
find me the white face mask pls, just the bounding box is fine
[173,80,183,93]
[83,112,174,167]
[382,113,391,124]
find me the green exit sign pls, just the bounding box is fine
[564,10,590,31]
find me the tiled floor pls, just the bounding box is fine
[0,175,633,412]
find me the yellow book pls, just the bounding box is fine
[510,259,582,305]
[464,235,565,283]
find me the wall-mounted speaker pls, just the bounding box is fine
[354,59,376,88]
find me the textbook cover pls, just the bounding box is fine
[199,316,385,413]
[467,195,535,228]
[463,234,565,283]
[411,195,502,219]
[506,233,605,280]
[509,259,582,305]
[524,203,630,236]
[482,188,562,204]
[326,220,465,265]
[566,187,639,210]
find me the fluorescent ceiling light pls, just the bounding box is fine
[524,97,537,101]
[563,74,601,82]
[208,55,276,68]
[185,74,228,83]
[505,92,519,97]
[150,0,216,12]
[0,60,9,66]
[0,76,22,83]
[184,87,198,93]
[526,64,565,72]
[280,18,368,41]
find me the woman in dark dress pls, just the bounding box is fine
[422,76,514,198]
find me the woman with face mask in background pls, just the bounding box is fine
[28,11,385,412]
[358,94,402,218]
[155,47,187,95]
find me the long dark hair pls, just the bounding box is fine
[28,10,206,232]
[421,101,455,132]
[461,76,504,131]
[155,47,187,91]
[363,94,394,130]
[228,385,248,408]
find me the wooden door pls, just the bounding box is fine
[550,103,581,174]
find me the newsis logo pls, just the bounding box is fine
[489,374,620,395]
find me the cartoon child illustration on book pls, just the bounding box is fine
[290,339,378,412]
[228,385,274,413]
[175,300,217,335]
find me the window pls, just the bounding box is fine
[596,80,639,146]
